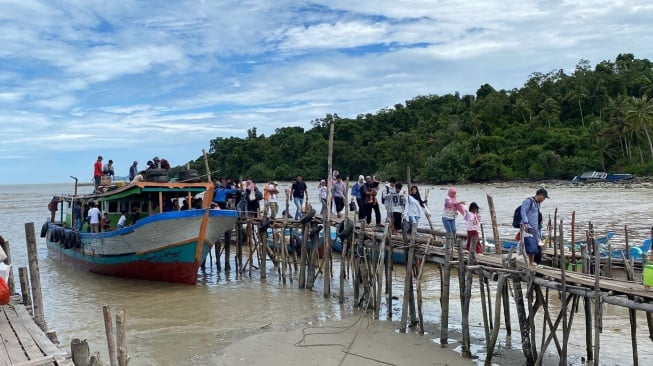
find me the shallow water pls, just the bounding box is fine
[0,182,651,365]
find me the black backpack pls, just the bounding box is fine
[512,198,535,228]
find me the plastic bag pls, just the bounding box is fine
[0,277,10,305]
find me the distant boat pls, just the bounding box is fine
[602,238,652,263]
[43,177,237,285]
[572,171,634,183]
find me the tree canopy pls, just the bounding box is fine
[174,54,653,184]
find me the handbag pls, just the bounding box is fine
[349,200,357,211]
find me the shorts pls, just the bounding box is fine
[523,236,539,255]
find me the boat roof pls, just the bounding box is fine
[62,181,214,201]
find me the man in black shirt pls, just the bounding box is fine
[291,175,308,220]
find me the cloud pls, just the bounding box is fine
[0,0,652,183]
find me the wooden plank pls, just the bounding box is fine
[3,306,45,361]
[0,307,31,364]
[13,306,67,357]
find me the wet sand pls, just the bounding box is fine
[216,316,471,366]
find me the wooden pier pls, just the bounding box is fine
[0,228,74,366]
[213,195,653,366]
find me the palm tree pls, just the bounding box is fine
[624,96,653,160]
[606,95,630,157]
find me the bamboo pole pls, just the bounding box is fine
[400,226,416,333]
[24,223,46,331]
[259,228,267,279]
[479,274,490,343]
[581,243,593,362]
[571,211,576,270]
[103,306,118,366]
[202,149,211,182]
[502,279,512,337]
[116,308,128,366]
[593,230,601,366]
[440,234,452,345]
[18,267,31,307]
[484,274,506,366]
[559,219,568,365]
[324,122,335,297]
[512,274,534,364]
[299,221,309,288]
[625,227,638,366]
[339,179,350,303]
[386,233,393,319]
[461,266,474,358]
[486,194,501,254]
[224,231,231,272]
[376,225,388,319]
[415,247,426,334]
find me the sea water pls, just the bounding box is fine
[0,182,651,365]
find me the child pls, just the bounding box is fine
[463,202,483,254]
[390,182,405,234]
[101,212,111,231]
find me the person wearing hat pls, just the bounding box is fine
[93,155,103,193]
[520,188,549,267]
[129,161,138,181]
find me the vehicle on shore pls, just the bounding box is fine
[42,174,237,285]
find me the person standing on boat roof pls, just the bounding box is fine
[520,188,549,267]
[93,156,103,193]
[102,159,115,179]
[291,175,308,220]
[129,161,138,181]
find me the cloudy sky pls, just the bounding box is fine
[0,0,651,185]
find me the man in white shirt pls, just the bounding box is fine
[87,202,101,233]
[117,210,128,229]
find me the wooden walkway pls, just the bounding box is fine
[0,299,72,366]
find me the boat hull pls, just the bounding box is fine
[46,209,237,284]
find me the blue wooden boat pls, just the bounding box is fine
[43,181,237,284]
[602,239,651,263]
[490,231,615,251]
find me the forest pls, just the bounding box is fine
[172,54,653,184]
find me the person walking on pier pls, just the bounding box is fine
[291,175,308,220]
[390,182,405,234]
[332,175,346,218]
[463,202,483,254]
[351,175,365,220]
[318,179,328,216]
[520,188,549,267]
[442,187,465,235]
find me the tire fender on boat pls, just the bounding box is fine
[299,209,316,224]
[309,224,323,238]
[40,223,48,238]
[291,232,302,255]
[52,228,61,243]
[337,219,354,240]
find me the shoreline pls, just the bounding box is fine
[214,315,472,366]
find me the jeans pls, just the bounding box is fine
[407,215,420,233]
[293,197,304,220]
[442,217,456,234]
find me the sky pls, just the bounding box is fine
[0,0,651,185]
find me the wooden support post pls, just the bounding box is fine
[571,211,576,270]
[512,274,534,364]
[339,231,348,304]
[502,282,512,337]
[484,274,506,366]
[247,220,253,278]
[24,223,46,331]
[415,249,426,334]
[457,237,465,303]
[259,229,267,279]
[299,222,309,289]
[376,225,388,319]
[353,224,364,305]
[103,305,118,366]
[385,232,393,320]
[18,267,32,307]
[71,338,91,366]
[593,240,601,366]
[116,308,128,366]
[306,226,318,289]
[224,231,231,272]
[479,274,491,344]
[486,194,502,254]
[440,233,452,345]
[461,266,474,358]
[324,121,335,297]
[559,219,568,365]
[581,244,593,362]
[400,230,416,333]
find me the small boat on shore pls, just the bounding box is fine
[488,231,615,251]
[43,178,237,285]
[572,171,634,183]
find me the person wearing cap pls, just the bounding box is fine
[129,161,138,181]
[93,156,103,193]
[521,188,549,267]
[102,159,115,179]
